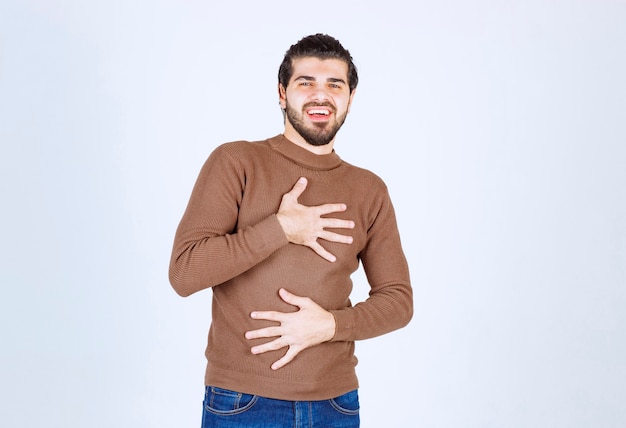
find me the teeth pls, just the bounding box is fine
[309,109,329,115]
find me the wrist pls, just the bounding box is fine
[324,311,337,342]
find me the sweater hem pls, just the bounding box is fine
[204,365,359,401]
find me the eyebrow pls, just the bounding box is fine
[294,75,347,85]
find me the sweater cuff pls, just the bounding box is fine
[329,308,354,342]
[255,214,290,251]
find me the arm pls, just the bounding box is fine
[331,190,413,341]
[169,146,287,296]
[169,146,355,297]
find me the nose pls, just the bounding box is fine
[310,86,330,102]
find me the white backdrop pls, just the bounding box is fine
[1,1,625,427]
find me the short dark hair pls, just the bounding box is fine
[278,34,359,93]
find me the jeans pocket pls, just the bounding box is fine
[204,386,258,415]
[329,389,360,415]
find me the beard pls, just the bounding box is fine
[285,101,348,147]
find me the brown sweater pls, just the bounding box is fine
[169,135,412,401]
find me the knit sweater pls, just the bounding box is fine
[169,134,412,401]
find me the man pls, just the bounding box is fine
[169,33,413,427]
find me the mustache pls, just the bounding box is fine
[303,101,336,112]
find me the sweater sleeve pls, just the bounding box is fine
[168,145,289,297]
[330,187,413,341]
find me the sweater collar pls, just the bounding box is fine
[268,134,343,171]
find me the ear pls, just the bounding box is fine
[278,83,287,110]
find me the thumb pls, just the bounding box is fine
[287,177,308,199]
[278,288,308,307]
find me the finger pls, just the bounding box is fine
[271,346,302,371]
[315,203,347,216]
[245,326,282,340]
[250,310,283,322]
[321,218,355,230]
[310,242,337,263]
[318,230,354,245]
[251,338,289,355]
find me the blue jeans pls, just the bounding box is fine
[201,386,360,427]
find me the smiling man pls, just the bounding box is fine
[169,34,413,428]
[281,57,354,151]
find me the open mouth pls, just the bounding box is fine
[306,107,332,120]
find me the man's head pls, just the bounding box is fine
[278,34,358,149]
[278,34,359,94]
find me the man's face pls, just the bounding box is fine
[279,57,355,147]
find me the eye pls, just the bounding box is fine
[299,81,312,87]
